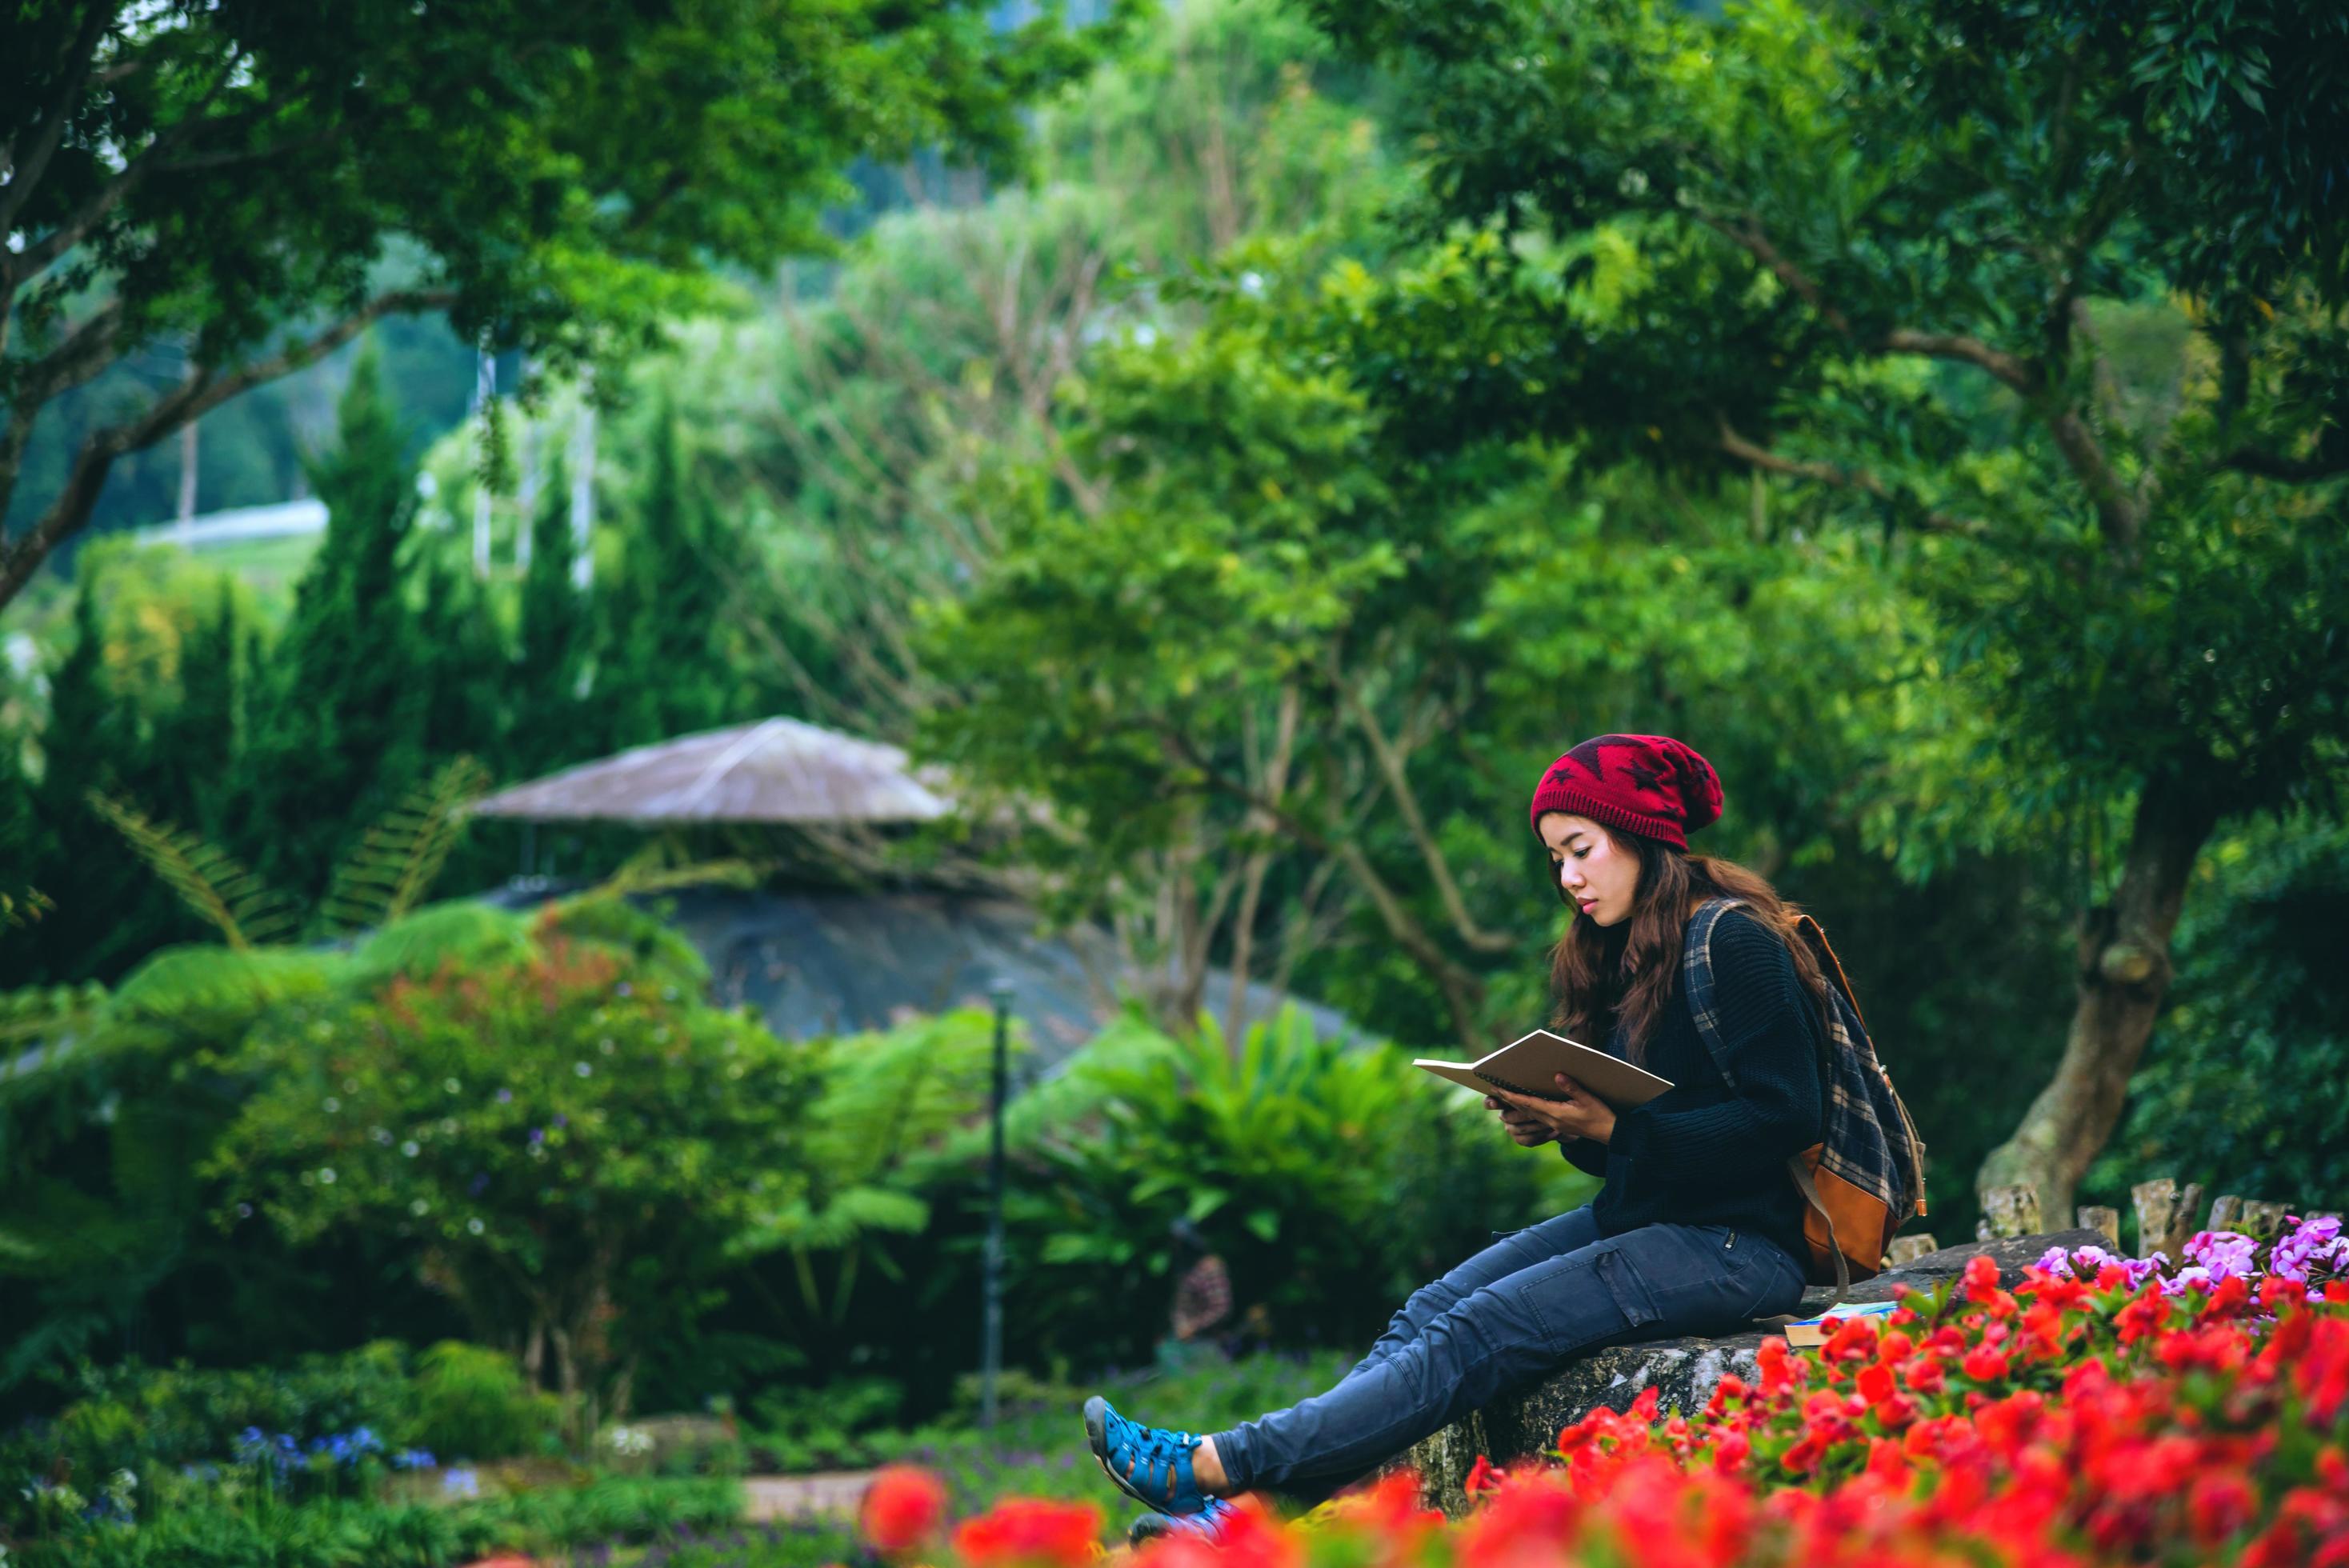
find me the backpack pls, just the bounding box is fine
[1681,898,1928,1295]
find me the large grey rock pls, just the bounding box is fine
[1393,1229,2103,1514]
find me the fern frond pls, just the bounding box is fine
[321,756,493,936]
[87,793,298,949]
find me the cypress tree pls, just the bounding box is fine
[511,455,591,775]
[236,339,427,898]
[150,585,240,838]
[14,575,160,982]
[595,394,742,751]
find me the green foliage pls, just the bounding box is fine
[1298,0,2349,842]
[2,0,1123,598]
[1000,1008,1592,1362]
[742,1010,1002,1329]
[410,1342,564,1465]
[2088,816,2349,1213]
[8,1474,745,1568]
[510,458,594,777]
[203,926,822,1415]
[236,345,439,902]
[594,395,755,751]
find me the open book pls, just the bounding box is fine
[1414,1028,1673,1109]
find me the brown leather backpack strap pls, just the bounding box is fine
[1795,913,1871,1036]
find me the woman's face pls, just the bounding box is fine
[1539,812,1640,928]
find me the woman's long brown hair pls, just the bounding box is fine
[1547,826,1834,1063]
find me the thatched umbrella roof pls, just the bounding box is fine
[467,718,950,825]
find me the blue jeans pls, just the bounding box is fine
[1211,1205,1806,1496]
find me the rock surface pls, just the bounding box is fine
[1392,1229,2103,1514]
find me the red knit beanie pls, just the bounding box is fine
[1527,734,1723,851]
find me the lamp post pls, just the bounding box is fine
[982,976,1014,1430]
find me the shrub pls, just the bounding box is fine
[998,1009,1594,1362]
[204,922,822,1423]
[410,1342,561,1462]
[18,1477,745,1568]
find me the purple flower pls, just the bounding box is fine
[495,1088,514,1104]
[2271,1213,2346,1282]
[529,1127,546,1146]
[552,1114,568,1129]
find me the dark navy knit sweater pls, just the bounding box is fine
[1559,906,1826,1266]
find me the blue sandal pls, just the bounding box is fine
[1084,1395,1211,1514]
[1128,1497,1239,1546]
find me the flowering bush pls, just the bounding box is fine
[203,926,821,1418]
[866,1215,2349,1568]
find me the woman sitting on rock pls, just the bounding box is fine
[1084,734,1831,1539]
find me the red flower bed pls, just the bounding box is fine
[869,1232,2349,1567]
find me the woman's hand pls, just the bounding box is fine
[1483,1095,1557,1146]
[1490,1074,1617,1146]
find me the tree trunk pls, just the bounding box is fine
[1976,773,2218,1222]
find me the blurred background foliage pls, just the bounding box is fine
[2,2,2346,1559]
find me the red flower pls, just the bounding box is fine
[2188,1470,2260,1546]
[1962,1343,2011,1382]
[1455,1469,1583,1562]
[952,1497,1103,1567]
[2115,1289,2171,1345]
[2020,1301,2070,1359]
[1823,1314,1879,1362]
[1463,1454,1504,1498]
[859,1466,947,1554]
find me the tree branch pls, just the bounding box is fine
[0,287,457,606]
[0,298,125,506]
[1715,417,1987,537]
[0,2,119,237]
[1693,212,1852,337]
[1695,206,2145,548]
[1879,329,2039,395]
[1337,672,1515,952]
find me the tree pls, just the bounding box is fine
[1303,0,2349,1218]
[0,0,1120,606]
[594,398,743,750]
[13,573,160,982]
[510,457,591,778]
[235,342,431,898]
[924,246,1929,1051]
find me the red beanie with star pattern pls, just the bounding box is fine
[1527,734,1723,850]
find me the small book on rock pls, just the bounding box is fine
[1413,1029,1673,1110]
